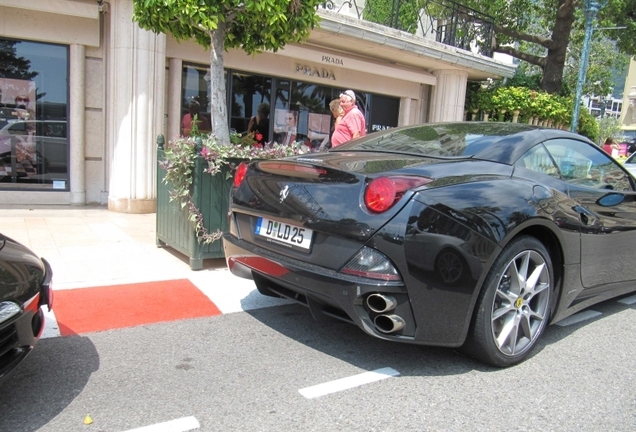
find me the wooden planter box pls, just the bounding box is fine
[156,148,232,270]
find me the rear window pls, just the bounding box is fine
[332,123,537,157]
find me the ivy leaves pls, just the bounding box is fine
[161,135,307,243]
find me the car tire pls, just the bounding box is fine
[462,235,553,367]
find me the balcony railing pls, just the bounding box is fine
[319,0,495,57]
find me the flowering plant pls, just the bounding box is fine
[160,134,307,244]
[230,130,258,147]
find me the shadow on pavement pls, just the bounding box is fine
[244,303,484,376]
[243,291,636,374]
[0,336,99,432]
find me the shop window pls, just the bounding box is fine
[0,38,69,190]
[273,80,338,150]
[180,63,399,150]
[368,94,399,132]
[181,64,218,137]
[230,72,272,141]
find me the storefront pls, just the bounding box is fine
[621,58,636,139]
[0,0,101,205]
[0,0,515,211]
[181,64,401,150]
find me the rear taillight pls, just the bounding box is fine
[341,247,401,281]
[234,162,249,188]
[364,176,432,213]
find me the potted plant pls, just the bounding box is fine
[156,132,307,269]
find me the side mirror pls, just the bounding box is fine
[597,193,624,207]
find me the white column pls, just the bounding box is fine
[168,58,182,141]
[69,43,86,205]
[107,0,166,213]
[398,97,412,127]
[429,70,468,122]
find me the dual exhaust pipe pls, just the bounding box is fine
[366,293,405,334]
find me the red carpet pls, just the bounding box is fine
[54,279,221,336]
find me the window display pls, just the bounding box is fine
[0,38,69,190]
[181,64,399,150]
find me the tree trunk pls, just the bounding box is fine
[209,22,230,145]
[540,0,576,94]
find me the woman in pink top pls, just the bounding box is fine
[331,90,366,147]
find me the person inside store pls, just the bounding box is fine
[274,110,299,146]
[181,100,211,137]
[307,99,343,152]
[331,90,366,147]
[247,103,270,146]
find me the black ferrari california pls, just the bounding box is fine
[0,233,53,380]
[223,122,636,367]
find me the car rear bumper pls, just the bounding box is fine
[223,233,419,342]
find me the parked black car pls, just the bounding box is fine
[223,122,636,367]
[0,233,53,381]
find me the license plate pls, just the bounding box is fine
[255,217,313,250]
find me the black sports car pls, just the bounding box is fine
[223,122,636,367]
[0,233,53,380]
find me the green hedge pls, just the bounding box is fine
[465,85,599,141]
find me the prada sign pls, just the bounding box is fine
[321,55,344,65]
[295,64,336,81]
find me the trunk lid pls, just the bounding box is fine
[229,151,508,268]
[229,152,444,269]
[233,152,439,242]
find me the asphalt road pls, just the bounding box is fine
[2,295,636,432]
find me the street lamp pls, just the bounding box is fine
[570,0,605,133]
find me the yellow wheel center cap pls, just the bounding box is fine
[515,298,524,309]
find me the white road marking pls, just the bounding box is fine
[555,310,602,327]
[121,416,199,432]
[299,367,400,399]
[41,307,61,339]
[618,294,636,305]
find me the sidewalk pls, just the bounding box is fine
[0,205,289,316]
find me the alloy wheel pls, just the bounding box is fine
[490,249,551,357]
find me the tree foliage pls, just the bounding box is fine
[132,0,322,144]
[461,0,636,94]
[562,36,629,97]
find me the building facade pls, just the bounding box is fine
[0,0,515,212]
[583,95,623,119]
[620,58,636,141]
